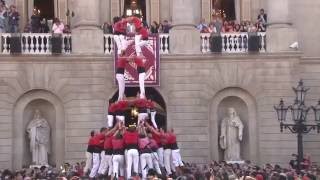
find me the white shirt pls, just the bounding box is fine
[52,23,64,34]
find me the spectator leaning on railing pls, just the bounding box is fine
[52,17,64,34]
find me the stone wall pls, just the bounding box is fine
[0,54,319,169]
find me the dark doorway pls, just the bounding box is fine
[124,0,146,21]
[212,0,236,20]
[110,87,166,129]
[34,0,54,20]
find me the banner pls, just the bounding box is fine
[114,35,160,86]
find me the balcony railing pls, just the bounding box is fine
[104,32,266,55]
[1,32,266,55]
[0,33,72,54]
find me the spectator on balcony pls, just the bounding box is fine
[102,22,113,34]
[52,18,64,34]
[39,18,49,33]
[0,5,6,33]
[210,15,223,34]
[150,21,159,34]
[197,18,209,33]
[31,9,41,33]
[23,20,31,33]
[257,8,267,28]
[63,25,71,34]
[234,24,241,32]
[239,25,246,32]
[256,22,266,32]
[8,5,19,33]
[159,20,171,33]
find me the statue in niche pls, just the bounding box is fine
[219,107,244,161]
[26,109,50,165]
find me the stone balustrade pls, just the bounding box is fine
[105,33,267,55]
[1,32,266,55]
[0,33,72,55]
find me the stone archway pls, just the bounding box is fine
[110,87,167,129]
[210,87,259,163]
[13,90,65,169]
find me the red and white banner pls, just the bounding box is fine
[114,35,160,86]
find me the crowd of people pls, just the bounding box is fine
[1,156,319,179]
[197,9,267,33]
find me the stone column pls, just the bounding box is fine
[150,0,160,24]
[169,0,201,54]
[201,0,211,23]
[267,0,298,52]
[71,0,104,54]
[160,0,170,22]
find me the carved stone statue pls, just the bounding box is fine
[27,109,50,165]
[219,107,244,161]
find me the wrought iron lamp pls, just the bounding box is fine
[274,80,320,170]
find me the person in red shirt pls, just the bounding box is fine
[126,15,150,99]
[147,132,162,175]
[167,128,184,175]
[111,126,125,179]
[84,130,95,175]
[113,16,128,55]
[89,127,107,178]
[123,124,140,179]
[97,125,119,177]
[138,125,153,179]
[145,123,165,173]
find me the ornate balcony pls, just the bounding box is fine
[1,32,266,55]
[0,33,72,55]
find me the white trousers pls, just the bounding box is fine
[113,154,124,178]
[151,152,162,175]
[89,152,100,178]
[134,35,149,56]
[157,147,164,168]
[126,149,139,178]
[140,153,154,179]
[172,149,184,167]
[114,34,127,54]
[97,151,106,174]
[98,152,113,175]
[83,152,92,174]
[163,149,172,175]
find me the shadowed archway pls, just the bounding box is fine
[110,87,167,129]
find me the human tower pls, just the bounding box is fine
[84,15,184,180]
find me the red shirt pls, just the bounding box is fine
[167,133,177,145]
[138,27,149,40]
[104,133,113,149]
[131,17,142,29]
[92,133,105,148]
[114,19,127,34]
[123,131,139,145]
[88,137,95,146]
[112,137,124,150]
[149,138,158,149]
[152,132,162,146]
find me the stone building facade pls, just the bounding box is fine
[0,0,320,170]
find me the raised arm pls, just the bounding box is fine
[145,122,160,136]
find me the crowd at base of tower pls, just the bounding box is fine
[1,156,319,180]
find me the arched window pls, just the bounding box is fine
[212,0,236,21]
[34,0,54,20]
[124,0,146,21]
[111,87,167,129]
